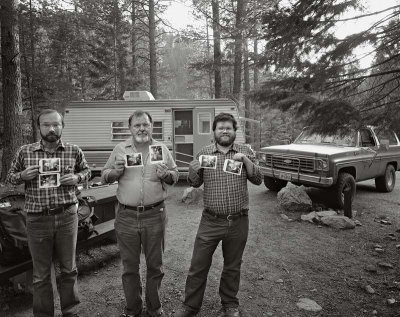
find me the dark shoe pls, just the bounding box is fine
[174,308,197,317]
[224,307,240,317]
[121,312,142,317]
[145,310,165,317]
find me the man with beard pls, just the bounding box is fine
[175,113,262,317]
[102,110,178,317]
[6,109,91,317]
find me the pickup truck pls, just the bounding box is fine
[257,126,400,208]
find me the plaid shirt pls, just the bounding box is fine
[6,140,91,213]
[188,143,262,215]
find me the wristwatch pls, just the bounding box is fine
[76,174,82,183]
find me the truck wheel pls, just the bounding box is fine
[264,176,287,192]
[375,164,396,192]
[333,172,356,209]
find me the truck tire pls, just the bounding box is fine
[264,176,287,192]
[375,164,396,192]
[332,172,356,209]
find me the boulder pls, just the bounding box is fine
[316,210,337,217]
[182,187,203,204]
[320,215,356,229]
[301,211,318,223]
[277,183,312,213]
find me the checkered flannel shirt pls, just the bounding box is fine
[6,140,91,213]
[188,143,262,215]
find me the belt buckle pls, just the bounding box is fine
[137,205,145,212]
[226,214,233,221]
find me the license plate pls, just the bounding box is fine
[279,172,292,181]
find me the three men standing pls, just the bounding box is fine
[102,110,179,317]
[176,113,262,317]
[7,109,91,317]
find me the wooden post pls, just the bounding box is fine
[343,188,352,218]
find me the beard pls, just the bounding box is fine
[134,132,150,144]
[40,131,61,143]
[215,133,236,146]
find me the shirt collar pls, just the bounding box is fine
[33,139,65,152]
[212,143,239,154]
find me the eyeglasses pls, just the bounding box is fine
[41,123,62,129]
[216,127,234,132]
[132,123,151,129]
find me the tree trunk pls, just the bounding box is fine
[149,0,157,98]
[114,0,125,99]
[232,0,246,101]
[253,38,259,86]
[212,0,221,98]
[243,40,251,144]
[131,0,139,90]
[206,16,213,98]
[1,0,24,182]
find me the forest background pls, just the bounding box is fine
[1,0,400,181]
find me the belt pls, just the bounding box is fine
[29,203,76,216]
[122,200,164,212]
[204,208,248,220]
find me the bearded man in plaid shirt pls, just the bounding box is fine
[176,113,262,317]
[6,109,90,317]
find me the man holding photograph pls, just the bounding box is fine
[176,113,262,317]
[6,109,91,317]
[102,110,179,317]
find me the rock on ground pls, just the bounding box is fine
[182,187,203,204]
[277,183,312,213]
[320,215,356,229]
[296,298,322,312]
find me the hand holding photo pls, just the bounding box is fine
[126,153,143,167]
[199,155,217,169]
[39,158,61,174]
[149,145,164,163]
[223,159,243,175]
[39,173,60,188]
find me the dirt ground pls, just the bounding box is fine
[2,178,400,317]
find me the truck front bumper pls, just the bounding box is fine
[259,166,334,187]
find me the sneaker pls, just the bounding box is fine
[121,311,142,317]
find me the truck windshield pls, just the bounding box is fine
[294,128,356,147]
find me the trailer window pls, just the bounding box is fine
[152,121,163,140]
[111,121,163,141]
[198,113,211,134]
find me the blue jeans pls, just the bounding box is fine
[26,204,80,317]
[115,203,167,316]
[183,211,249,314]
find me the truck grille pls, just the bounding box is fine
[264,154,315,172]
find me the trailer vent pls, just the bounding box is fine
[123,91,155,101]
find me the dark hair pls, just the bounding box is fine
[212,112,237,131]
[37,109,64,127]
[128,110,153,126]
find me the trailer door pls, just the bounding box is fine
[193,108,215,156]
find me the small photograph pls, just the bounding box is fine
[39,173,60,188]
[199,155,217,169]
[126,153,143,167]
[39,158,60,174]
[223,159,243,175]
[149,145,164,163]
[0,202,11,208]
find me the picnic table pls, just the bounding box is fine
[0,184,118,284]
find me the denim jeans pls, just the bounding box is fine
[115,203,167,316]
[26,204,80,317]
[183,211,249,314]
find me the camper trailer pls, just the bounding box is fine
[62,92,245,176]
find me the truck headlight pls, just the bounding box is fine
[316,159,328,171]
[257,152,267,162]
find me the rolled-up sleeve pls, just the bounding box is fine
[245,147,262,185]
[6,147,25,186]
[163,145,179,185]
[75,148,91,182]
[101,145,121,184]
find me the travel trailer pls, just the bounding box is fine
[62,91,245,176]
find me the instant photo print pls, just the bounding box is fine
[39,173,60,189]
[199,155,217,169]
[126,153,143,167]
[149,145,164,163]
[223,159,243,175]
[39,158,61,174]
